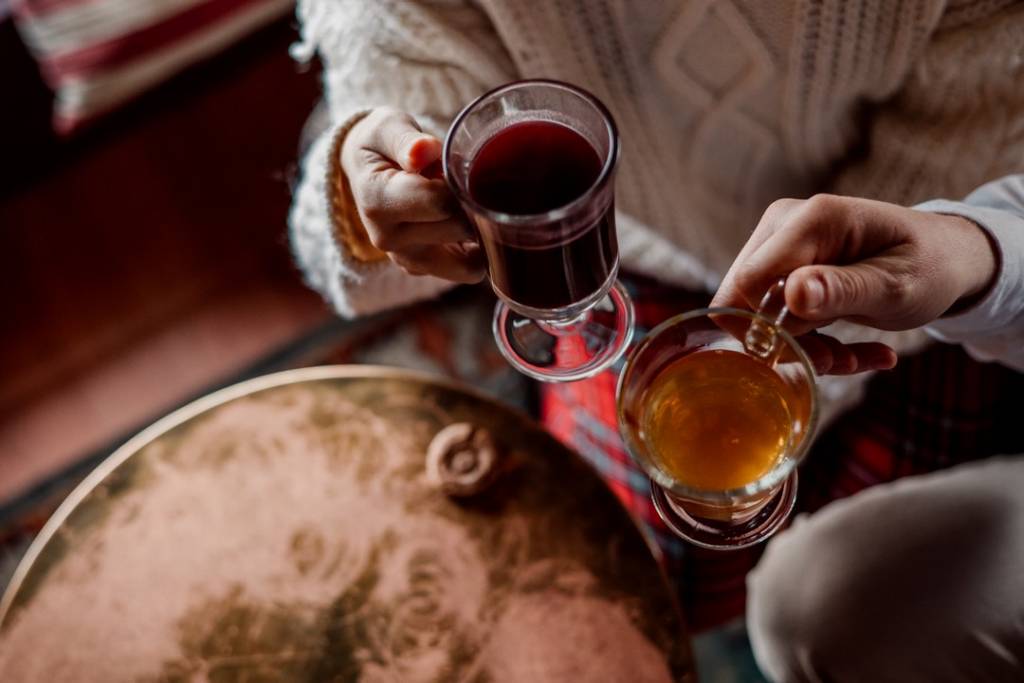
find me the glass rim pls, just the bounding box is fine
[442,78,620,227]
[615,306,820,503]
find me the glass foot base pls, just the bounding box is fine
[651,472,798,550]
[493,281,634,383]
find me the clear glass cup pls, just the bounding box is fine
[616,281,819,549]
[443,80,634,382]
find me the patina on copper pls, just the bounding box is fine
[0,366,693,682]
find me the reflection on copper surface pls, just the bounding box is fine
[0,367,692,682]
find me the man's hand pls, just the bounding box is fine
[711,194,997,375]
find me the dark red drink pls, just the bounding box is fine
[467,120,617,311]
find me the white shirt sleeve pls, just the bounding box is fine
[915,175,1024,372]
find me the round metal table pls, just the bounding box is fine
[0,366,693,681]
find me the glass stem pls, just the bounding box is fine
[536,308,593,337]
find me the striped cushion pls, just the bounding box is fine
[12,0,294,133]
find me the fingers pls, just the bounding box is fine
[711,193,940,373]
[797,333,849,375]
[796,332,897,375]
[357,178,466,250]
[358,171,454,225]
[714,193,951,337]
[716,194,903,314]
[726,195,862,313]
[365,109,443,174]
[786,261,904,323]
[342,108,480,285]
[390,243,486,284]
[843,342,899,372]
[380,217,476,252]
[712,198,803,310]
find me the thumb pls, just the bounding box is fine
[787,262,893,322]
[372,111,443,174]
[400,133,443,175]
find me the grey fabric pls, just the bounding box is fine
[748,456,1024,683]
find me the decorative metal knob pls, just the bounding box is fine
[426,422,499,497]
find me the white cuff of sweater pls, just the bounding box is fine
[915,198,1024,369]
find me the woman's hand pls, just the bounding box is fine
[711,194,997,375]
[341,107,485,282]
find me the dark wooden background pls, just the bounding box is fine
[0,17,331,504]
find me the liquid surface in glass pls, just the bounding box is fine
[640,349,792,490]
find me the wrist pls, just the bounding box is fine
[940,213,999,313]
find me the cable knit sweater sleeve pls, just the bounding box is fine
[287,0,516,318]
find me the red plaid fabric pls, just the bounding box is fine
[541,277,1024,632]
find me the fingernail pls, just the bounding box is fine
[803,277,824,312]
[407,135,439,169]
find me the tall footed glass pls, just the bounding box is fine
[617,280,819,549]
[443,80,634,382]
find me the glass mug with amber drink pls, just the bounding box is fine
[617,280,819,549]
[444,80,634,382]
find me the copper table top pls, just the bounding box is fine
[0,366,693,681]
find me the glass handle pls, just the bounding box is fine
[744,278,788,361]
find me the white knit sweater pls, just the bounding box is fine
[288,0,1024,419]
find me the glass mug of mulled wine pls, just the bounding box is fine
[443,80,634,382]
[617,280,819,549]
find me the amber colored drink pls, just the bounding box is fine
[640,349,794,491]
